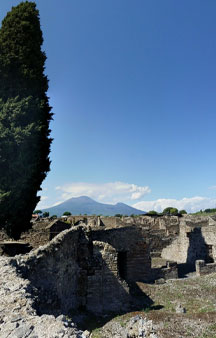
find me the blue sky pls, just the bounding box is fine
[1,0,216,212]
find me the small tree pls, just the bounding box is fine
[63,211,71,216]
[33,210,42,214]
[0,2,52,238]
[147,210,158,215]
[179,209,187,215]
[162,207,178,215]
[43,211,49,218]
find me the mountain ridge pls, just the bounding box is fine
[41,196,145,216]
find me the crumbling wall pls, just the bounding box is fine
[46,219,71,240]
[92,227,152,281]
[100,216,123,227]
[14,226,132,315]
[16,228,81,315]
[0,257,83,337]
[158,216,180,235]
[201,226,216,261]
[68,215,100,226]
[161,225,203,264]
[196,260,216,276]
[161,216,216,265]
[86,241,131,313]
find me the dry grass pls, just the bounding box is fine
[91,273,216,337]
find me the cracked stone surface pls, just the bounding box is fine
[0,257,83,338]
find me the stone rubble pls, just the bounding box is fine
[0,255,158,338]
[175,303,186,314]
[0,256,83,338]
[126,316,158,338]
[97,315,158,338]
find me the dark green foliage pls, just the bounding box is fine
[43,212,49,218]
[147,210,158,215]
[204,208,216,213]
[0,2,52,238]
[33,210,42,214]
[179,209,187,215]
[63,211,72,216]
[0,2,48,99]
[193,208,216,215]
[162,207,178,215]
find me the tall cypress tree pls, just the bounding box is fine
[0,2,52,238]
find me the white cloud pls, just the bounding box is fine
[209,185,216,190]
[36,195,50,209]
[55,181,151,204]
[132,196,216,213]
[52,200,64,207]
[40,196,48,201]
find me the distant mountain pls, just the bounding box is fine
[41,196,145,217]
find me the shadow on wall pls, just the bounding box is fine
[92,227,152,282]
[179,227,214,278]
[12,227,160,325]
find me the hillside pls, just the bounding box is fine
[41,196,145,216]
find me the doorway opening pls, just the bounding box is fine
[205,244,214,263]
[117,251,127,280]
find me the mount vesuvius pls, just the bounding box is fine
[41,196,145,217]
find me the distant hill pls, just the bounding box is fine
[41,196,145,217]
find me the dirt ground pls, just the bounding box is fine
[91,273,216,338]
[0,220,50,248]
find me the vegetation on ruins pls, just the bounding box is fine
[179,209,187,215]
[0,2,52,238]
[91,272,216,338]
[63,211,72,216]
[194,208,216,215]
[115,214,123,217]
[147,210,158,215]
[162,207,179,215]
[33,210,42,215]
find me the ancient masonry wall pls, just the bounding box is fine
[196,260,216,276]
[14,227,132,315]
[161,225,193,263]
[201,226,216,261]
[92,227,152,281]
[15,228,81,315]
[161,216,216,264]
[86,241,130,313]
[0,257,83,337]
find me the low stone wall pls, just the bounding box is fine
[100,216,123,227]
[46,219,71,240]
[161,261,178,280]
[196,260,216,276]
[151,261,178,281]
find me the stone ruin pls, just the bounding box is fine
[1,214,216,336]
